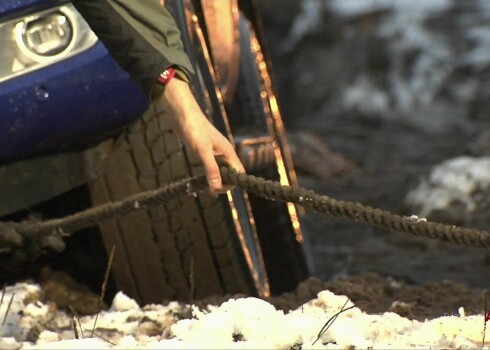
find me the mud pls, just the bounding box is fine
[270,274,486,321]
[38,269,487,322]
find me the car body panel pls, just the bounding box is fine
[0,0,51,19]
[0,0,148,163]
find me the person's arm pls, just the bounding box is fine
[72,0,244,192]
[162,78,244,192]
[72,0,194,93]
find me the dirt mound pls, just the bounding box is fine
[269,274,486,321]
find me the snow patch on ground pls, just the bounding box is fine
[0,282,487,349]
[461,26,490,68]
[406,156,490,217]
[329,0,451,17]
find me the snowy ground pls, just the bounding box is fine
[0,282,487,349]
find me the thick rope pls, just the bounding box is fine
[0,176,208,257]
[220,167,490,249]
[1,167,490,257]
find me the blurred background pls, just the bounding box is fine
[257,0,490,289]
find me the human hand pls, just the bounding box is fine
[162,78,245,193]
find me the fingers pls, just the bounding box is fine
[218,140,245,174]
[197,133,245,194]
[198,143,223,193]
[213,154,240,192]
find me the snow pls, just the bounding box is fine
[342,76,390,115]
[111,292,139,312]
[334,0,456,130]
[461,26,490,68]
[286,0,324,49]
[406,156,490,217]
[330,0,451,17]
[0,282,487,349]
[286,0,490,132]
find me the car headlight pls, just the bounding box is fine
[0,4,97,83]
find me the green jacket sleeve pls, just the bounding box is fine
[72,0,194,95]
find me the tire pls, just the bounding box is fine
[88,4,309,305]
[88,102,255,304]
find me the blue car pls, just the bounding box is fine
[0,0,309,305]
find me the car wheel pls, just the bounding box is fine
[87,3,309,305]
[88,101,260,304]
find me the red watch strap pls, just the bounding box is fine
[157,67,176,85]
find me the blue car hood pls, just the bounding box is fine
[0,0,62,17]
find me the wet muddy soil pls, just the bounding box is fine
[291,118,490,292]
[284,120,490,320]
